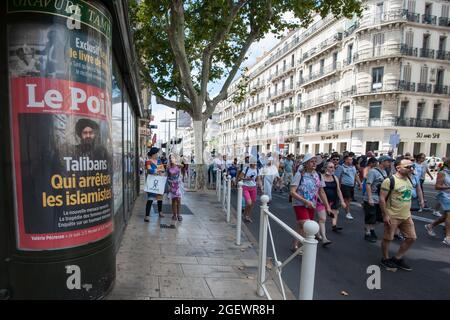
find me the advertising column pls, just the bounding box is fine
[6,0,115,298]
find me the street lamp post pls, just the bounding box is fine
[161,117,177,153]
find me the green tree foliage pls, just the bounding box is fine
[130,0,363,120]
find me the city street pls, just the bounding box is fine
[230,180,450,300]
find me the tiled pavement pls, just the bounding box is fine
[106,187,291,300]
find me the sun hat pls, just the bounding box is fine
[148,147,160,157]
[302,153,315,164]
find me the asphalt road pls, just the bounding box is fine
[229,181,450,300]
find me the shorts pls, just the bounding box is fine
[383,216,417,241]
[363,202,383,225]
[341,185,354,199]
[294,206,315,221]
[437,193,450,212]
[243,186,257,203]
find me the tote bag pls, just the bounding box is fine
[144,175,168,195]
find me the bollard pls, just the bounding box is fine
[236,181,243,246]
[222,172,227,208]
[299,220,319,300]
[257,195,270,297]
[226,175,231,223]
[217,169,222,202]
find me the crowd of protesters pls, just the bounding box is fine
[207,149,449,272]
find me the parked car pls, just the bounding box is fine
[426,156,443,171]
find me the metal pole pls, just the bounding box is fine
[222,172,227,208]
[299,220,319,300]
[227,175,231,223]
[236,181,243,246]
[257,195,269,297]
[217,169,222,201]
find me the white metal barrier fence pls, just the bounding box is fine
[236,181,243,246]
[257,195,319,300]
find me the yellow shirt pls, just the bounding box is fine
[381,175,413,220]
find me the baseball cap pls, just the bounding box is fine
[378,155,393,162]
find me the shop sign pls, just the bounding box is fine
[7,0,113,250]
[321,134,339,141]
[416,132,440,139]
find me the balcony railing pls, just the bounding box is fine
[396,118,450,128]
[398,80,416,92]
[358,9,407,29]
[422,14,437,25]
[268,106,295,119]
[299,33,343,64]
[420,48,435,59]
[353,44,401,62]
[269,87,295,100]
[355,82,400,95]
[341,86,356,97]
[301,92,338,111]
[439,17,450,27]
[403,10,420,23]
[417,83,432,93]
[434,84,449,95]
[301,62,340,85]
[436,50,450,61]
[400,44,418,57]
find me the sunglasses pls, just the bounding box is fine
[403,165,414,169]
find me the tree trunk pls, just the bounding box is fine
[193,119,207,190]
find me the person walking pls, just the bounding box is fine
[415,153,436,214]
[425,158,450,246]
[290,154,331,253]
[283,154,295,191]
[227,158,239,188]
[363,157,388,242]
[335,154,362,220]
[263,157,278,203]
[238,156,262,223]
[316,161,346,246]
[379,157,416,271]
[167,154,184,222]
[144,147,164,222]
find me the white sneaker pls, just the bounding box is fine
[418,208,423,213]
[346,213,354,220]
[424,224,436,237]
[432,211,442,217]
[443,237,450,246]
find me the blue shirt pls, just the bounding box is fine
[284,160,294,173]
[335,164,357,187]
[228,165,238,178]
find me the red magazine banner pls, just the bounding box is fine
[8,15,113,250]
[10,78,114,249]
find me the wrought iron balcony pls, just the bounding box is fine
[422,14,437,25]
[396,117,450,128]
[439,16,450,27]
[400,44,418,57]
[398,80,416,92]
[434,85,449,95]
[420,48,435,59]
[417,83,432,93]
[436,50,450,60]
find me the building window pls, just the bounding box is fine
[417,102,425,119]
[329,109,335,122]
[283,60,286,71]
[369,101,382,120]
[430,143,438,157]
[433,103,441,120]
[320,59,325,74]
[291,54,295,67]
[413,142,421,155]
[372,67,384,90]
[343,106,351,121]
[400,101,408,119]
[306,115,311,126]
[347,44,353,64]
[290,76,294,89]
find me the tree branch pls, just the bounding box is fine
[212,0,273,106]
[199,0,249,106]
[168,0,198,107]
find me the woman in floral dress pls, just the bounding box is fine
[167,154,184,221]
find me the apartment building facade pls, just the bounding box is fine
[218,0,450,158]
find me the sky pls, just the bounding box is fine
[149,18,294,143]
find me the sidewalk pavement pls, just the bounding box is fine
[106,186,289,300]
